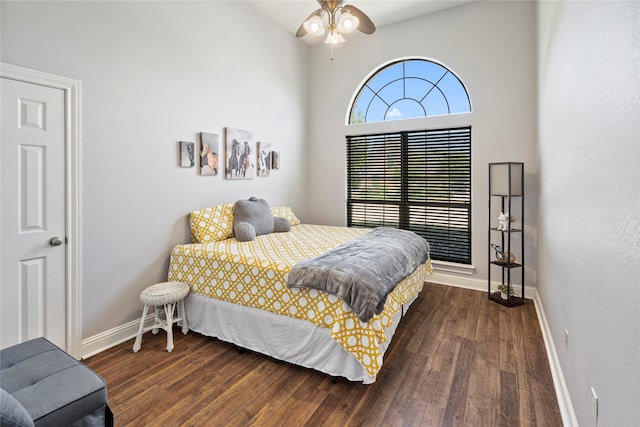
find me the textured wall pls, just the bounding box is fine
[537,1,640,425]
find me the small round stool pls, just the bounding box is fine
[132,281,190,353]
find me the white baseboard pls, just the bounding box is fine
[81,276,575,426]
[531,291,578,427]
[428,271,537,299]
[80,313,156,360]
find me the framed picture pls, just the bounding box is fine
[270,151,280,170]
[199,132,219,176]
[257,141,271,177]
[179,141,195,168]
[224,127,254,180]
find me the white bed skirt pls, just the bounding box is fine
[185,291,419,384]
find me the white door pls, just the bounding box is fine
[1,77,67,350]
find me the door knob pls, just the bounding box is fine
[49,237,63,247]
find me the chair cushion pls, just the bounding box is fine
[0,338,108,426]
[0,388,34,427]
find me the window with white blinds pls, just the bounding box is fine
[346,127,471,264]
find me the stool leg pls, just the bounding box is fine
[132,304,149,353]
[165,302,174,352]
[180,298,189,335]
[152,305,160,334]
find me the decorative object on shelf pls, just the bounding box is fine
[199,132,219,176]
[497,283,514,300]
[490,243,503,261]
[503,252,516,264]
[490,243,516,264]
[224,128,255,180]
[497,212,509,231]
[488,162,525,307]
[179,141,194,168]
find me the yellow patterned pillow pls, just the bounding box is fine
[190,203,234,243]
[271,206,301,226]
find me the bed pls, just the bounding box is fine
[167,204,432,383]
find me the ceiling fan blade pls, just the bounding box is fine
[296,24,308,38]
[296,8,323,37]
[342,4,376,34]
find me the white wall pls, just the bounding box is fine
[537,1,640,425]
[306,1,537,284]
[1,1,309,338]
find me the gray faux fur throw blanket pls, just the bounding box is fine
[287,227,430,323]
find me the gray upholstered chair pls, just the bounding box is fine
[0,337,112,426]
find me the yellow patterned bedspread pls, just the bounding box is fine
[168,224,432,378]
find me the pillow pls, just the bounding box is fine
[270,206,300,226]
[233,197,290,241]
[0,388,34,427]
[189,203,234,243]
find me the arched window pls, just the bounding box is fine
[346,59,472,264]
[349,59,471,124]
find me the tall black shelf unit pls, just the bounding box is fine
[488,162,525,307]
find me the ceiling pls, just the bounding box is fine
[246,0,475,44]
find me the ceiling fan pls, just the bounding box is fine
[296,0,376,45]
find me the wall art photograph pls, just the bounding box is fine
[199,132,219,176]
[257,141,271,177]
[270,151,280,170]
[224,127,254,180]
[179,141,195,168]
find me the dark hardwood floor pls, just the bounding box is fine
[84,283,562,426]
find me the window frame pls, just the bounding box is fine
[345,57,474,267]
[347,57,471,125]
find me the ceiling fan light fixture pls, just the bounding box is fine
[324,31,346,44]
[296,1,376,58]
[303,14,325,36]
[337,11,359,34]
